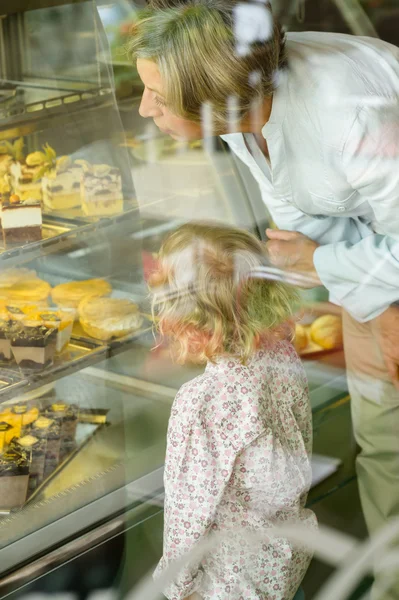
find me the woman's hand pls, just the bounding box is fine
[376,305,399,390]
[266,229,322,288]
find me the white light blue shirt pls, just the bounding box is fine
[221,31,399,322]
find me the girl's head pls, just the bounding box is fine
[128,0,286,138]
[150,223,298,364]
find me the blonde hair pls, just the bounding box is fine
[127,0,286,133]
[150,223,298,365]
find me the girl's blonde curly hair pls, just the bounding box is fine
[150,223,299,365]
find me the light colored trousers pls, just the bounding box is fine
[343,311,399,600]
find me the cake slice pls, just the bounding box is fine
[10,317,58,369]
[42,157,83,211]
[81,164,124,216]
[1,194,42,247]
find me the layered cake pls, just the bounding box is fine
[0,449,29,509]
[9,151,48,202]
[12,435,46,491]
[81,164,123,216]
[10,317,58,369]
[21,309,73,353]
[42,157,83,211]
[1,194,42,247]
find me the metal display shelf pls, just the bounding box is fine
[0,324,151,404]
[0,88,114,139]
[0,208,139,269]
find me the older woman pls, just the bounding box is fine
[129,2,399,598]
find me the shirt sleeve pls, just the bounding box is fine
[313,106,399,322]
[154,379,266,600]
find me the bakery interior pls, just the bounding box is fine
[0,0,397,598]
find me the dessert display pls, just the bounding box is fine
[0,449,30,509]
[0,399,108,509]
[1,194,42,247]
[51,278,112,311]
[310,314,343,350]
[42,156,84,212]
[78,296,142,341]
[22,308,74,354]
[81,164,124,216]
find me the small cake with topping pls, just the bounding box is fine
[30,309,74,353]
[81,164,123,216]
[42,156,84,211]
[78,296,142,340]
[1,193,42,247]
[9,316,58,369]
[0,449,30,509]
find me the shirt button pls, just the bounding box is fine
[337,206,345,212]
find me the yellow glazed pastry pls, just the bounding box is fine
[0,277,50,305]
[79,296,142,341]
[310,314,343,350]
[51,279,112,310]
[295,324,308,353]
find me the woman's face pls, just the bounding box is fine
[137,59,203,141]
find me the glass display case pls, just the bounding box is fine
[0,0,373,597]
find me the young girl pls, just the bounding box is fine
[150,223,317,600]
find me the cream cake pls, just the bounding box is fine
[42,157,83,211]
[1,194,42,247]
[81,165,123,216]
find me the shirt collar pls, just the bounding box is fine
[262,67,289,136]
[220,68,288,144]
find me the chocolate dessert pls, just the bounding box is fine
[1,194,42,247]
[12,435,46,491]
[0,449,29,509]
[10,320,58,369]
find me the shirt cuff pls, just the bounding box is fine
[154,558,203,600]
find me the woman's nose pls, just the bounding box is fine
[139,89,162,118]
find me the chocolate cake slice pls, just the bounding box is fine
[2,195,42,247]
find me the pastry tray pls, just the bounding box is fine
[0,338,107,404]
[0,422,104,514]
[72,318,153,358]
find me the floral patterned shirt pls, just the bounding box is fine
[155,341,317,600]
